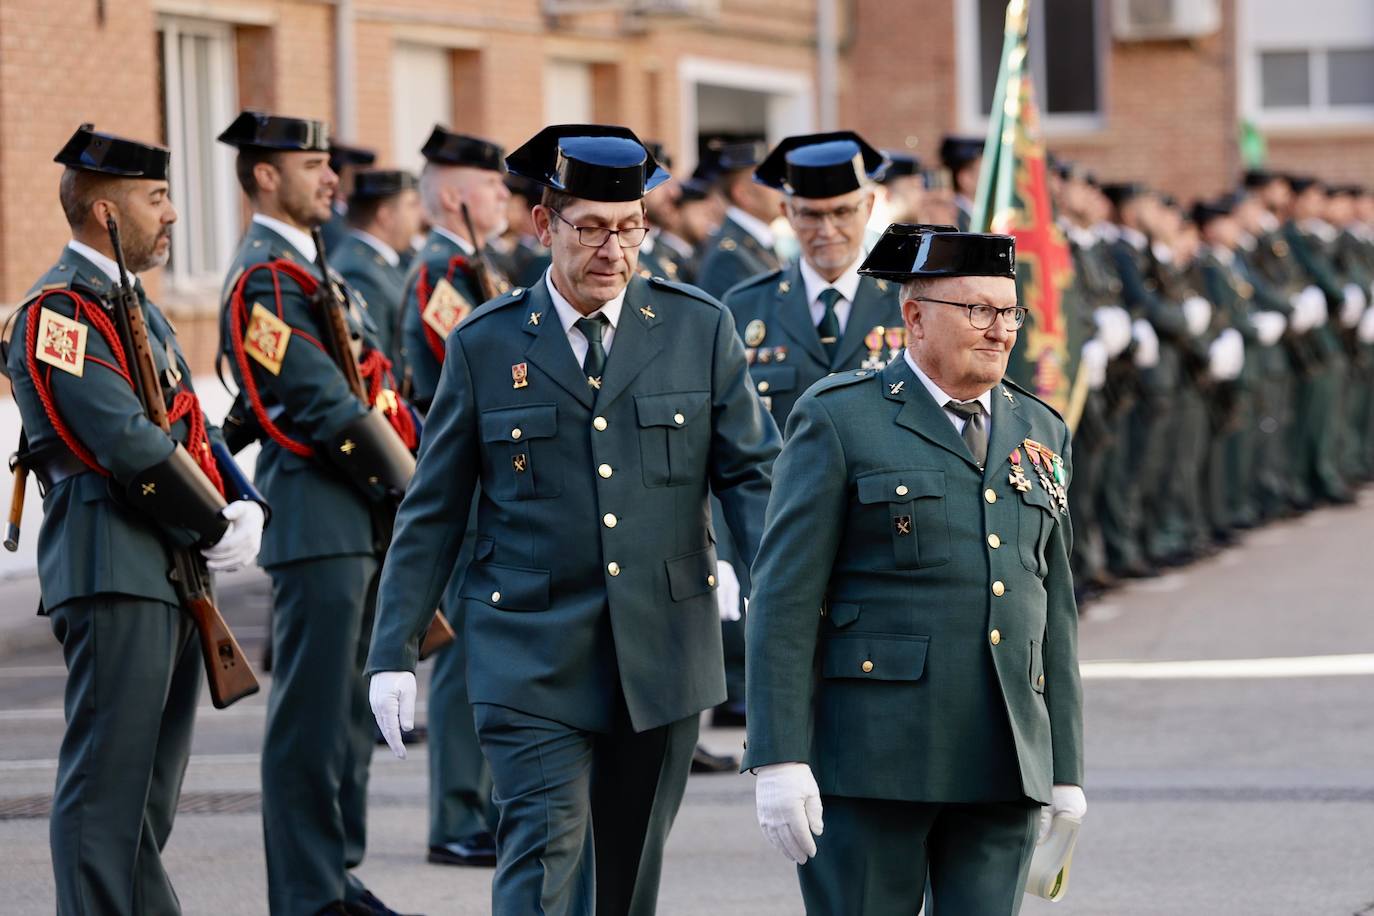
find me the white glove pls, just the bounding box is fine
[1358,305,1374,344]
[1131,319,1160,368]
[1092,305,1133,357]
[370,671,417,760]
[201,500,264,572]
[1182,296,1213,337]
[1079,339,1109,390]
[1208,327,1245,381]
[1301,285,1329,329]
[1039,784,1088,841]
[1252,311,1287,347]
[714,561,741,622]
[1340,283,1367,328]
[755,762,824,864]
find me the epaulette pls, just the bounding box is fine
[722,267,784,299]
[458,284,527,328]
[1001,378,1067,424]
[809,368,879,396]
[647,275,723,308]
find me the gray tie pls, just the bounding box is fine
[945,400,988,468]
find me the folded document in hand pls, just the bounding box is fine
[1026,813,1080,901]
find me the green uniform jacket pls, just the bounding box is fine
[333,232,406,365]
[366,275,781,733]
[721,262,903,429]
[219,221,383,568]
[1196,250,1261,387]
[399,229,487,410]
[695,216,782,301]
[1111,236,1192,395]
[743,359,1084,805]
[8,246,226,611]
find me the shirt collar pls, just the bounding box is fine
[1210,244,1235,264]
[726,206,776,249]
[903,349,994,417]
[545,270,626,335]
[66,240,122,284]
[252,213,317,262]
[433,224,477,256]
[799,253,862,306]
[1118,225,1148,251]
[351,229,400,267]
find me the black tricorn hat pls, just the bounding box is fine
[880,151,923,182]
[709,138,768,173]
[939,135,984,173]
[1242,168,1278,190]
[859,223,1014,281]
[644,141,673,173]
[217,110,329,151]
[420,126,506,172]
[1287,174,1324,195]
[1100,181,1149,209]
[755,131,889,197]
[1190,196,1235,228]
[505,124,669,202]
[329,142,376,174]
[349,169,418,202]
[54,124,169,180]
[678,174,714,203]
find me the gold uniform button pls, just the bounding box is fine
[990,629,1002,646]
[674,412,686,425]
[491,591,502,603]
[984,488,997,504]
[607,562,621,577]
[992,580,1006,597]
[988,534,1001,549]
[593,416,608,431]
[603,513,618,528]
[1037,674,1045,687]
[511,428,522,440]
[758,381,770,393]
[861,660,874,673]
[707,574,717,587]
[598,464,613,479]
[895,484,909,496]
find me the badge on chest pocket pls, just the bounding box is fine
[855,468,950,570]
[479,403,562,499]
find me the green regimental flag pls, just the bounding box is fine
[971,0,1080,421]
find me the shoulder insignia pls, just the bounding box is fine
[252,240,264,249]
[40,282,69,292]
[422,277,471,340]
[876,279,890,293]
[1002,377,1067,422]
[640,304,657,320]
[35,307,88,377]
[778,280,791,294]
[719,237,737,252]
[281,249,295,261]
[811,369,876,396]
[244,302,292,376]
[375,255,386,267]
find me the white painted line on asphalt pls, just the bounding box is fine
[1082,653,1374,680]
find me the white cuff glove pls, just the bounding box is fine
[1252,311,1287,347]
[1358,305,1374,344]
[1208,327,1245,381]
[1303,285,1329,328]
[1039,784,1088,841]
[1341,283,1367,328]
[369,671,417,759]
[1080,339,1109,390]
[1182,296,1213,337]
[201,500,265,572]
[1131,319,1160,368]
[755,762,824,864]
[1092,305,1133,357]
[714,561,741,622]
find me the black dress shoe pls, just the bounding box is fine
[691,743,739,774]
[711,702,747,728]
[428,831,498,867]
[353,890,424,915]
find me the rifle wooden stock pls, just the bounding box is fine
[5,460,25,552]
[460,203,506,303]
[418,611,456,661]
[106,217,259,708]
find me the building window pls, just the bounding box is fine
[157,17,241,296]
[392,43,454,174]
[1240,0,1374,126]
[965,0,1103,130]
[544,59,594,124]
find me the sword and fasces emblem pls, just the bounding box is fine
[34,307,89,377]
[422,277,471,340]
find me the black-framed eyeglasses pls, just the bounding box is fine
[548,209,648,249]
[788,202,866,229]
[914,296,1027,330]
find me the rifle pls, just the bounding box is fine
[107,217,259,709]
[4,446,25,552]
[460,203,507,304]
[309,228,455,659]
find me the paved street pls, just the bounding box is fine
[2,494,1373,915]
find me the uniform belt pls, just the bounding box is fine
[27,450,89,494]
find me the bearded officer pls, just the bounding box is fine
[367,124,779,915]
[744,225,1085,914]
[695,140,783,300]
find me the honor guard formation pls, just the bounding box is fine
[6,106,1373,916]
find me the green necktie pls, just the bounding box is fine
[945,400,988,468]
[817,287,842,361]
[576,314,610,389]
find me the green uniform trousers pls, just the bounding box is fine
[473,698,698,916]
[49,596,200,916]
[800,796,1039,916]
[261,554,380,915]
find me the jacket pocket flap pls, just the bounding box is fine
[821,633,929,681]
[856,469,945,504]
[748,364,798,394]
[664,544,718,602]
[479,403,558,443]
[1019,483,1057,513]
[635,391,710,428]
[826,602,861,628]
[459,561,550,611]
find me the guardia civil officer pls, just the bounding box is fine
[5,125,265,915]
[939,135,983,231]
[322,142,377,253]
[694,140,784,299]
[367,124,780,915]
[332,169,423,364]
[217,110,421,916]
[744,225,1085,914]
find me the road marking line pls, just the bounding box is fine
[1082,653,1374,680]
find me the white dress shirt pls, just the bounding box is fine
[545,271,626,367]
[351,229,401,268]
[432,224,477,256]
[799,255,862,334]
[726,206,777,252]
[904,350,994,434]
[66,240,122,284]
[252,213,317,261]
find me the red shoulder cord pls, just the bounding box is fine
[229,260,418,456]
[415,255,471,363]
[25,289,224,495]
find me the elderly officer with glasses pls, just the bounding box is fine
[743,224,1086,915]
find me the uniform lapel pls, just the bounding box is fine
[521,281,595,409]
[882,358,982,472]
[593,276,663,409]
[775,262,828,366]
[982,383,1031,485]
[832,276,894,370]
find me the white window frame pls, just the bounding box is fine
[158,15,241,301]
[954,0,1107,136]
[1239,39,1374,129]
[676,57,815,175]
